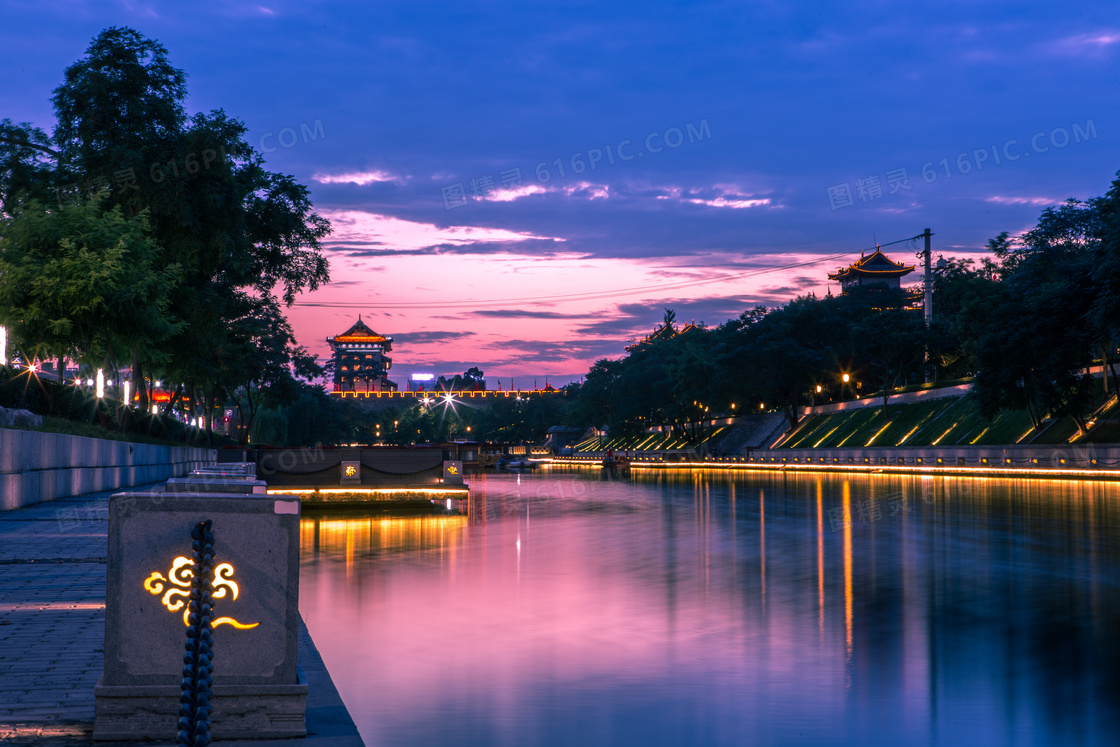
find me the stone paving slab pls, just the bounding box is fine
[0,485,363,746]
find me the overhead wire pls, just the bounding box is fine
[294,234,924,310]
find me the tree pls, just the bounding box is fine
[850,307,928,419]
[0,27,331,429]
[970,200,1100,434]
[227,295,321,446]
[1091,174,1120,394]
[0,192,179,383]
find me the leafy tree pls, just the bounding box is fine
[851,306,928,419]
[0,192,178,384]
[229,295,320,445]
[970,200,1100,434]
[0,27,330,430]
[1091,175,1120,393]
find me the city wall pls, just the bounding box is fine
[0,428,215,511]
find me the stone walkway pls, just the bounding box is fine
[0,486,363,746]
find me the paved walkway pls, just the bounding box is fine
[0,486,363,746]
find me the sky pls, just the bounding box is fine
[1,1,1117,388]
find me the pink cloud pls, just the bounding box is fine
[984,196,1059,207]
[314,170,407,186]
[320,209,566,253]
[486,183,551,201]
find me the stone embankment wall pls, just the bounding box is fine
[0,428,215,511]
[749,443,1120,470]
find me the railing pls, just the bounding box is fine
[330,389,558,399]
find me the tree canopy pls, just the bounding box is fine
[0,27,330,442]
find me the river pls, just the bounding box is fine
[299,468,1120,746]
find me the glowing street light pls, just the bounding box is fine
[816,385,822,393]
[123,381,131,406]
[96,369,105,399]
[0,326,6,366]
[842,373,850,383]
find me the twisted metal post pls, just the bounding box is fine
[178,520,215,747]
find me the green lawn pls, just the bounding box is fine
[778,393,1114,449]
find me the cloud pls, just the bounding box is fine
[985,196,1061,207]
[562,182,610,200]
[392,331,477,344]
[486,183,551,201]
[320,209,567,256]
[572,296,781,339]
[469,309,590,319]
[1049,31,1120,56]
[314,170,407,186]
[655,184,775,209]
[482,338,627,364]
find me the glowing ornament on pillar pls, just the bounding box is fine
[143,556,258,629]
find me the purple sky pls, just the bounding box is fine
[2,1,1117,387]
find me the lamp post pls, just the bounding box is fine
[842,373,850,401]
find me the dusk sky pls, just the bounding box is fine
[2,1,1117,387]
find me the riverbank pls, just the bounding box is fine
[0,483,364,746]
[548,440,1120,481]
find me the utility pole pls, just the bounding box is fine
[923,228,933,327]
[922,228,933,383]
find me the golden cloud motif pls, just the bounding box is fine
[144,557,259,630]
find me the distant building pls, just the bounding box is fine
[409,373,436,392]
[828,246,916,292]
[327,317,397,395]
[625,320,700,353]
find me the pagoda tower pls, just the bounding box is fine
[827,245,916,292]
[327,316,397,395]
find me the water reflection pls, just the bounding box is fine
[300,470,1120,746]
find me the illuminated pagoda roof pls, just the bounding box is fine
[828,246,916,283]
[327,315,393,348]
[625,320,700,352]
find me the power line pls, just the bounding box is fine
[294,238,922,310]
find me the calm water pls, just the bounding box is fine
[299,469,1120,747]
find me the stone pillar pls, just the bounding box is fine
[94,490,305,740]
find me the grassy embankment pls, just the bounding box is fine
[572,426,735,453]
[779,393,1120,449]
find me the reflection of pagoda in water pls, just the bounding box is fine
[327,316,397,395]
[828,245,915,292]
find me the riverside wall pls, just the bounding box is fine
[0,428,215,511]
[746,443,1120,471]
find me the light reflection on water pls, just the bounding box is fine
[299,469,1120,747]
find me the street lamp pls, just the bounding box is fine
[841,373,850,400]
